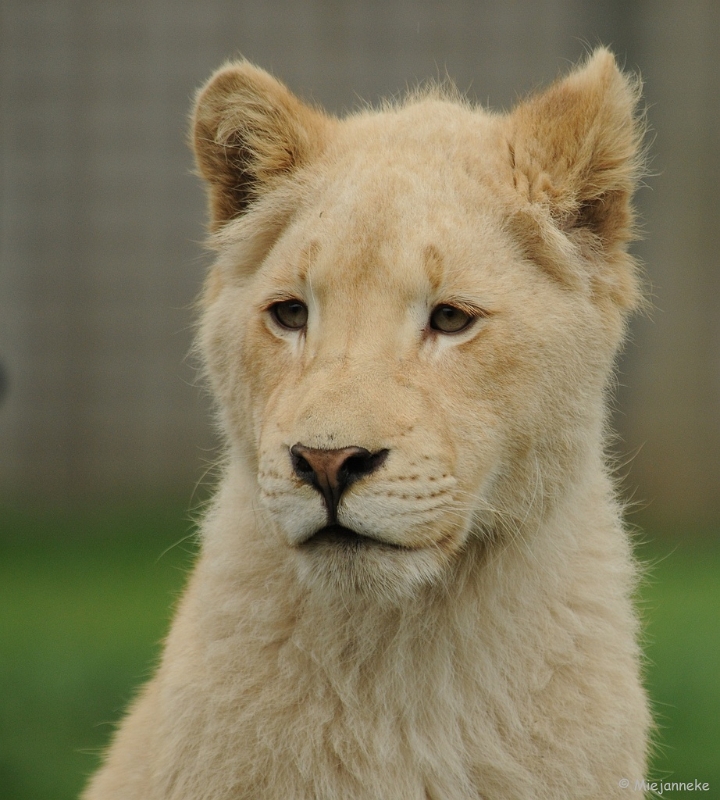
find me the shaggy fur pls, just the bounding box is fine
[83,49,650,799]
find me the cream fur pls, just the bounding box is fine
[83,49,650,799]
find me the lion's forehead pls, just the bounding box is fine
[263,180,514,312]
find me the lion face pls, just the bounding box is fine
[194,55,642,600]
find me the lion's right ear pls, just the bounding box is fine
[192,62,331,230]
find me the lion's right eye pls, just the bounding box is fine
[429,304,474,334]
[269,299,308,330]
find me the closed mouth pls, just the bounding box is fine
[301,524,408,550]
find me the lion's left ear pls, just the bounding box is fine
[506,48,645,308]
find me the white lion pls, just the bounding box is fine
[83,49,650,799]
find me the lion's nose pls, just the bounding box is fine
[290,444,389,521]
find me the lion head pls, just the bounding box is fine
[192,50,643,601]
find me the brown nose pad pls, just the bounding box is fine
[290,444,389,522]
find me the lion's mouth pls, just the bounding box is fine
[301,524,408,550]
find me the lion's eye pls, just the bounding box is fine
[270,300,308,330]
[429,304,474,334]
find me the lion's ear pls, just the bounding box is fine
[192,62,331,230]
[506,49,645,307]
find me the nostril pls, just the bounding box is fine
[342,449,389,481]
[343,455,366,475]
[290,447,314,477]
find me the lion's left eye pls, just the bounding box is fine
[429,304,474,334]
[270,299,308,330]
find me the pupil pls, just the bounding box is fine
[274,300,307,329]
[431,304,470,333]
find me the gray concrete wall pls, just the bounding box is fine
[1,1,718,521]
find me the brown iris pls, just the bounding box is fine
[429,304,474,334]
[270,299,308,330]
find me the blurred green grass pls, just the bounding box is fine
[0,508,718,799]
[0,507,199,800]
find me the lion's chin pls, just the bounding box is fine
[293,524,455,604]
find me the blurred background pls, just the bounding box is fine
[0,2,718,798]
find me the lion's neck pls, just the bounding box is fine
[152,461,633,798]
[195,457,619,690]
